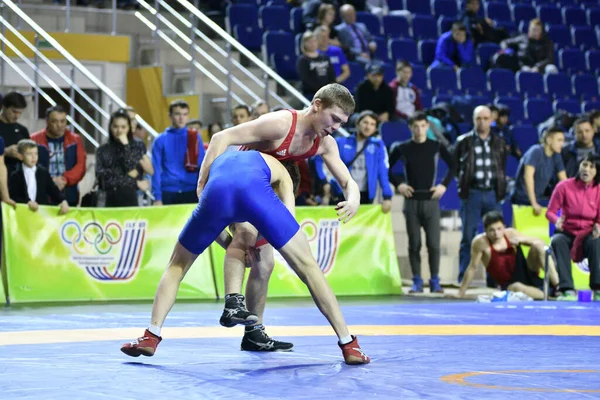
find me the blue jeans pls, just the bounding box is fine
[458,189,502,282]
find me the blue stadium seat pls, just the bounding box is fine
[270,53,299,80]
[411,64,427,89]
[405,0,431,15]
[383,15,410,38]
[437,16,454,35]
[580,0,600,8]
[343,62,365,93]
[589,9,600,27]
[418,40,436,65]
[470,94,493,106]
[226,4,259,34]
[525,98,553,125]
[357,11,381,36]
[263,31,295,61]
[388,0,403,10]
[573,74,599,98]
[236,0,257,4]
[517,20,529,34]
[459,67,487,93]
[290,7,303,34]
[572,26,598,50]
[486,2,512,22]
[433,94,453,104]
[458,122,473,134]
[380,121,411,149]
[260,6,291,31]
[537,5,562,25]
[234,24,262,52]
[545,73,573,99]
[506,156,518,178]
[557,0,577,7]
[439,180,460,211]
[494,20,517,35]
[559,48,586,73]
[420,91,432,109]
[533,0,553,5]
[512,3,536,25]
[582,101,600,113]
[294,32,302,55]
[373,37,389,62]
[428,67,458,93]
[477,43,500,70]
[587,50,600,71]
[547,25,572,49]
[265,0,287,5]
[382,62,396,83]
[495,96,525,124]
[516,71,545,97]
[389,38,419,64]
[553,99,580,114]
[433,0,458,18]
[511,125,539,154]
[563,7,587,26]
[488,68,517,95]
[413,15,438,40]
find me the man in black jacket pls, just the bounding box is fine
[453,106,508,283]
[459,0,508,46]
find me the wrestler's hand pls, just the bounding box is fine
[336,199,359,223]
[593,223,600,240]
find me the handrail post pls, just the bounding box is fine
[65,0,71,33]
[111,0,117,35]
[69,66,76,131]
[154,0,160,66]
[34,34,40,119]
[189,9,195,95]
[263,72,269,108]
[16,0,21,29]
[225,42,232,115]
[0,4,5,93]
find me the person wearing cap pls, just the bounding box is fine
[355,64,394,123]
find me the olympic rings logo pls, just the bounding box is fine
[61,221,123,255]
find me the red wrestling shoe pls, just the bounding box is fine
[339,336,371,365]
[120,329,162,357]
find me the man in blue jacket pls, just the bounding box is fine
[152,100,205,205]
[431,22,474,70]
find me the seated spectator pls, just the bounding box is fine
[297,31,336,99]
[204,122,223,150]
[511,127,567,213]
[491,105,522,159]
[458,210,559,300]
[31,106,86,206]
[251,101,269,119]
[547,153,600,301]
[0,92,30,176]
[355,64,395,122]
[459,0,508,46]
[430,22,474,70]
[96,110,154,207]
[315,26,350,84]
[231,104,251,126]
[186,119,202,133]
[9,139,69,214]
[336,4,377,64]
[562,117,599,178]
[496,19,558,74]
[316,3,342,48]
[389,60,423,120]
[303,0,340,31]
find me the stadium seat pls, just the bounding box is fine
[573,74,599,98]
[234,25,263,52]
[405,0,431,15]
[557,0,577,6]
[572,26,598,50]
[582,101,600,113]
[263,31,295,61]
[373,37,389,62]
[437,16,454,35]
[546,25,572,49]
[506,156,519,178]
[589,9,600,27]
[270,53,299,80]
[486,2,512,22]
[433,94,453,105]
[382,62,396,83]
[388,0,403,10]
[587,50,600,71]
[290,7,303,33]
[477,43,500,70]
[553,99,580,114]
[343,62,365,93]
[428,67,458,93]
[380,121,411,149]
[494,20,517,35]
[260,6,291,31]
[439,180,460,211]
[412,15,438,40]
[411,64,427,89]
[525,98,553,125]
[580,0,600,8]
[563,7,587,26]
[265,0,287,5]
[383,15,410,38]
[389,38,419,64]
[488,68,517,95]
[559,48,586,73]
[516,71,545,97]
[459,67,487,93]
[537,5,562,25]
[512,3,536,25]
[511,125,540,154]
[418,40,436,66]
[495,96,525,124]
[420,91,433,109]
[432,0,458,18]
[357,11,381,36]
[544,73,573,99]
[226,4,259,34]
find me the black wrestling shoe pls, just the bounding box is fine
[219,294,259,328]
[241,325,294,352]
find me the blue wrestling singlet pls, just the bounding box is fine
[178,151,300,254]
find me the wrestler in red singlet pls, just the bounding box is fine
[486,236,516,287]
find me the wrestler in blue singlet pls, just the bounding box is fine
[178,151,300,254]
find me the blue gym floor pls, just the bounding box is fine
[1,298,599,399]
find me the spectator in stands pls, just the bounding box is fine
[96,110,154,207]
[511,127,567,214]
[355,64,395,122]
[334,110,393,209]
[491,105,522,159]
[251,101,269,119]
[496,19,557,74]
[231,105,251,126]
[561,118,599,178]
[297,31,336,99]
[31,106,85,207]
[454,106,509,283]
[303,0,340,31]
[9,139,68,214]
[316,3,343,48]
[208,122,222,138]
[458,210,559,300]
[151,99,204,205]
[388,112,455,294]
[186,119,202,133]
[459,0,508,46]
[389,60,423,121]
[315,26,351,84]
[547,153,600,301]
[431,22,474,71]
[336,4,377,64]
[0,92,30,176]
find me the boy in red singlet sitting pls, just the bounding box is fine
[458,211,559,299]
